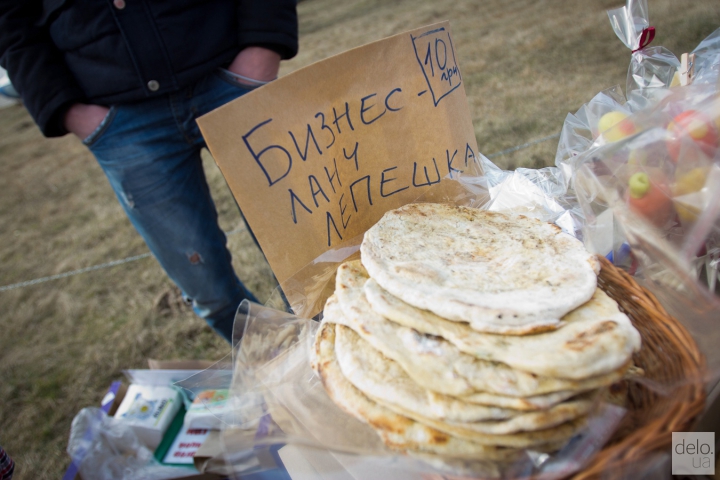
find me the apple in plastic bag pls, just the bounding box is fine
[672,167,708,223]
[626,172,674,227]
[598,111,637,142]
[666,110,718,162]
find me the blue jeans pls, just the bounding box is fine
[84,69,263,342]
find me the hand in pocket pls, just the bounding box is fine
[64,103,110,140]
[227,46,281,84]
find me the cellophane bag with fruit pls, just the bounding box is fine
[570,83,720,376]
[554,2,720,367]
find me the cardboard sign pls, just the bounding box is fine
[198,22,478,285]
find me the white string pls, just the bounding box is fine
[0,133,560,292]
[0,253,152,292]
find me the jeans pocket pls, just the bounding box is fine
[214,67,270,91]
[82,106,117,147]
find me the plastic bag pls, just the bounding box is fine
[607,0,680,101]
[692,28,720,86]
[569,84,720,373]
[552,18,720,375]
[67,407,185,480]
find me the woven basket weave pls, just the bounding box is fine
[572,256,706,479]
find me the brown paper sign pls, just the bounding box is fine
[198,22,478,285]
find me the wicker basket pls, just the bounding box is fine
[573,256,706,479]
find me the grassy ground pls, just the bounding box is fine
[0,0,718,478]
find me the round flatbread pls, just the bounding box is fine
[329,261,627,397]
[313,321,582,452]
[360,204,600,334]
[334,323,520,422]
[371,388,594,436]
[439,389,584,412]
[364,278,641,379]
[314,322,519,458]
[335,324,595,433]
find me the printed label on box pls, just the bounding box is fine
[163,427,211,465]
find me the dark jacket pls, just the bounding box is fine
[0,0,298,137]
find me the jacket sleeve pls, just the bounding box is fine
[236,0,299,60]
[0,1,86,137]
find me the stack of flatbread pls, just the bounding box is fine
[311,203,642,471]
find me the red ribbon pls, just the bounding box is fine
[632,26,656,53]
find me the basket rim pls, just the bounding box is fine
[573,256,706,479]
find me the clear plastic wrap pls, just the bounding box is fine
[692,28,720,86]
[214,300,628,479]
[553,9,720,314]
[173,358,234,428]
[550,9,720,377]
[67,408,186,480]
[607,0,680,101]
[228,303,386,454]
[475,154,585,239]
[569,84,720,373]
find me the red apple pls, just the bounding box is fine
[627,172,674,227]
[666,110,719,162]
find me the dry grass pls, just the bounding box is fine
[282,0,719,170]
[0,0,718,478]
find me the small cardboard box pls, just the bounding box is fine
[66,359,226,480]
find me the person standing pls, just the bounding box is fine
[0,0,298,342]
